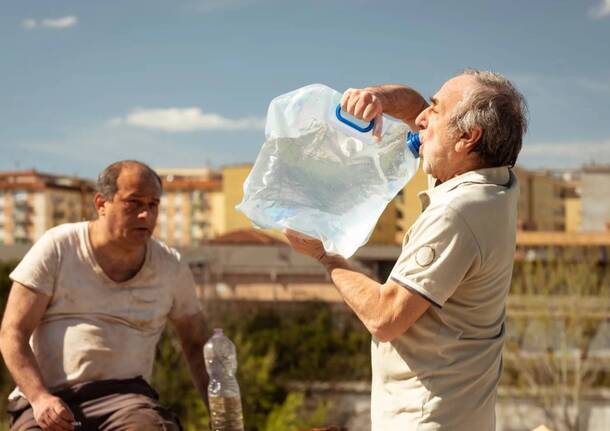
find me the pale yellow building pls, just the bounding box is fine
[221,164,254,233]
[155,168,222,246]
[394,166,428,242]
[0,170,95,245]
[564,197,582,232]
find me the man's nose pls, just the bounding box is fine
[415,108,428,129]
[137,208,154,219]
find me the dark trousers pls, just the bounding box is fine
[8,377,181,431]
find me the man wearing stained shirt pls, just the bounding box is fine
[285,70,528,430]
[0,160,209,431]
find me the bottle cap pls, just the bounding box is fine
[214,328,223,335]
[406,131,421,158]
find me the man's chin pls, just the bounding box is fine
[422,160,433,176]
[128,229,152,242]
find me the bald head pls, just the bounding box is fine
[96,160,162,201]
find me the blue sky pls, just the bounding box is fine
[1,0,609,178]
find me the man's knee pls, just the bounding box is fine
[109,407,181,431]
[9,407,42,431]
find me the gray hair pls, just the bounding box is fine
[96,160,162,201]
[449,69,528,167]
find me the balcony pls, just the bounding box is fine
[13,212,31,224]
[191,211,209,224]
[13,200,31,210]
[13,225,28,238]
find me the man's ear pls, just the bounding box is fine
[94,193,107,216]
[456,127,482,153]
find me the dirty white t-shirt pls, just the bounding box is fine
[9,222,202,399]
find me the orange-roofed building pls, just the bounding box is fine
[0,170,95,245]
[155,168,223,246]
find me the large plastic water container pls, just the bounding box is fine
[237,84,421,258]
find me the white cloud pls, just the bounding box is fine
[21,18,37,30]
[589,0,610,18]
[110,107,266,132]
[22,16,78,30]
[42,16,78,29]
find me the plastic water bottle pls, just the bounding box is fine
[237,84,422,258]
[204,329,245,431]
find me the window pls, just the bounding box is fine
[174,193,184,207]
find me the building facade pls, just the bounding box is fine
[580,165,610,232]
[0,170,95,245]
[155,168,223,246]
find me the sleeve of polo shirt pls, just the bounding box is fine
[169,258,203,320]
[9,229,59,297]
[390,205,481,307]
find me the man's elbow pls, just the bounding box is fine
[0,326,16,357]
[0,325,30,353]
[369,321,406,343]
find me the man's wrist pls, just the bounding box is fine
[318,253,350,272]
[29,388,52,405]
[365,86,387,109]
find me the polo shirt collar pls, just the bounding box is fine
[418,166,512,210]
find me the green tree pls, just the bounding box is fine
[504,250,610,431]
[265,392,330,431]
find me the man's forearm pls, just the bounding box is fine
[183,344,209,408]
[319,255,429,342]
[0,333,50,402]
[319,255,387,335]
[368,84,428,129]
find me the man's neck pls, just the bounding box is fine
[88,220,147,282]
[436,158,487,184]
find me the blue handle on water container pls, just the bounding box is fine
[335,105,375,133]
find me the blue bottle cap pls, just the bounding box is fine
[406,131,421,158]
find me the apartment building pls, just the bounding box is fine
[0,170,95,245]
[580,165,610,232]
[513,167,571,231]
[155,168,223,246]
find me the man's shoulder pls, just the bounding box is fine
[438,174,518,219]
[42,222,87,244]
[148,237,183,265]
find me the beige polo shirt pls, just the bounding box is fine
[8,222,202,400]
[371,167,518,430]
